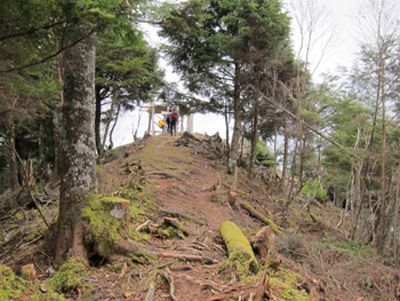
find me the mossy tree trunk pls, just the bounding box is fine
[55,31,97,263]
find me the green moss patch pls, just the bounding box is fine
[156,225,186,239]
[269,269,309,301]
[82,182,154,258]
[0,264,65,301]
[49,258,87,293]
[317,240,373,260]
[82,195,130,257]
[118,180,156,216]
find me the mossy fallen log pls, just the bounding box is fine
[219,221,259,276]
[239,201,283,235]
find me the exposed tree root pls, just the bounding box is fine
[254,272,274,301]
[159,269,178,301]
[155,251,217,264]
[144,281,156,301]
[160,209,205,225]
[114,239,154,264]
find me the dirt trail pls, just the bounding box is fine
[97,134,261,300]
[75,135,400,301]
[143,135,235,230]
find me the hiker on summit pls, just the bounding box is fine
[158,118,167,133]
[165,109,172,133]
[169,107,180,136]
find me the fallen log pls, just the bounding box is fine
[219,221,259,276]
[238,202,283,235]
[159,209,205,225]
[155,251,217,264]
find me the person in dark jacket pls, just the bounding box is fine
[169,108,179,136]
[165,110,172,133]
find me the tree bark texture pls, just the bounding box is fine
[55,33,97,262]
[229,64,242,177]
[53,51,64,177]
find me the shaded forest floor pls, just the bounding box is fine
[1,134,400,300]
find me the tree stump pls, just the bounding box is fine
[251,227,275,261]
[81,195,132,258]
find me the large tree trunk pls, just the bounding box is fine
[53,51,64,177]
[55,33,97,263]
[229,63,242,179]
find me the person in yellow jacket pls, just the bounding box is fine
[158,119,166,133]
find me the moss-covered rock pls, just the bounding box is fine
[49,258,87,293]
[220,221,259,277]
[82,195,131,257]
[0,264,65,301]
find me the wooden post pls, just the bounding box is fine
[186,114,193,133]
[147,108,152,135]
[180,115,184,133]
[151,106,155,135]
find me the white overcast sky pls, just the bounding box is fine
[111,0,400,147]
